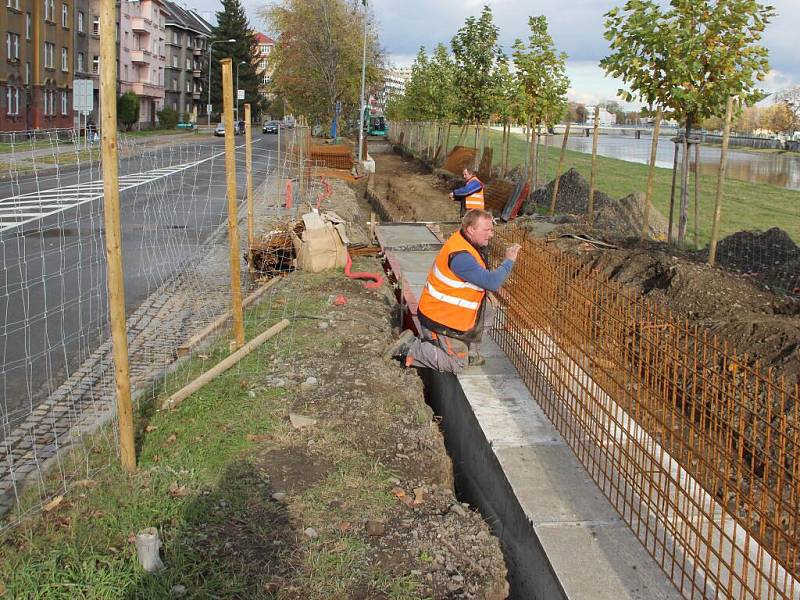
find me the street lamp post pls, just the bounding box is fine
[207,38,236,128]
[357,0,368,163]
[235,60,247,123]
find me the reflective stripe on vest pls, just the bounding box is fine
[417,230,486,333]
[465,176,484,210]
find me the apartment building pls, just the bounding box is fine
[254,31,273,101]
[162,0,210,122]
[118,0,166,128]
[1,0,75,130]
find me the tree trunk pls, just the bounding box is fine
[455,123,467,147]
[543,125,551,186]
[678,115,693,243]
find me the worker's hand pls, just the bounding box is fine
[505,243,522,262]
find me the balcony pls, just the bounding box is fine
[128,81,164,99]
[130,49,151,64]
[130,16,150,33]
[192,91,200,99]
[192,68,201,77]
[192,47,203,56]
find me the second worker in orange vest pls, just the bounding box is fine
[384,210,521,374]
[448,167,484,216]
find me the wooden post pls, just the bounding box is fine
[221,58,245,348]
[668,142,679,243]
[708,97,734,266]
[693,141,701,249]
[588,106,600,224]
[244,103,254,274]
[641,107,663,239]
[275,118,281,207]
[100,0,135,472]
[550,122,571,215]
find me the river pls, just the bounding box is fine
[512,128,800,191]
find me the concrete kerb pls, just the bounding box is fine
[0,173,292,522]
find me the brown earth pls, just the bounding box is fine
[368,147,461,223]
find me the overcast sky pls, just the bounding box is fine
[195,0,799,107]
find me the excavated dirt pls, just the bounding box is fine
[369,150,461,223]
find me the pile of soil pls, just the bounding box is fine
[369,151,459,222]
[705,227,800,294]
[521,168,668,240]
[443,146,477,175]
[541,235,800,387]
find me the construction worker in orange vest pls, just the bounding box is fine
[449,166,484,216]
[384,209,521,374]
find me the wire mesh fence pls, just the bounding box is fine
[0,124,327,529]
[388,120,799,296]
[489,230,799,600]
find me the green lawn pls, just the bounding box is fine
[0,272,422,599]
[399,124,799,246]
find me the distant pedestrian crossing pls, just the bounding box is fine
[0,152,225,232]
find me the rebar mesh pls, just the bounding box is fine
[490,230,800,600]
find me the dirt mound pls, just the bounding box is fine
[309,143,353,170]
[443,146,477,175]
[550,238,800,387]
[521,168,667,239]
[370,151,460,222]
[706,228,800,294]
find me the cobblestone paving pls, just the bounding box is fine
[0,176,299,519]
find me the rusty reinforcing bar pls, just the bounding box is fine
[489,230,800,600]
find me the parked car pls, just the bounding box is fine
[214,122,225,137]
[262,120,280,134]
[176,121,195,130]
[234,120,246,135]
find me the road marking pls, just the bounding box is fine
[0,141,256,232]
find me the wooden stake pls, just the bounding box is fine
[550,121,571,215]
[642,107,663,239]
[708,97,734,266]
[162,319,290,411]
[588,106,600,224]
[276,120,281,208]
[693,140,700,249]
[221,58,245,348]
[244,103,254,274]
[668,142,679,243]
[176,277,281,357]
[100,0,135,472]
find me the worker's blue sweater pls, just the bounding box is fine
[452,178,483,198]
[450,253,513,292]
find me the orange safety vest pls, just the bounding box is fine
[418,230,486,334]
[464,176,484,210]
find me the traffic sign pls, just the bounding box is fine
[73,79,93,113]
[237,89,245,100]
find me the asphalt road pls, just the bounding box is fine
[0,132,280,424]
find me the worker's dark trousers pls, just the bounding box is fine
[405,324,468,374]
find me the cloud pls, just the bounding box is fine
[192,0,799,102]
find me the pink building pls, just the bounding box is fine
[119,0,167,127]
